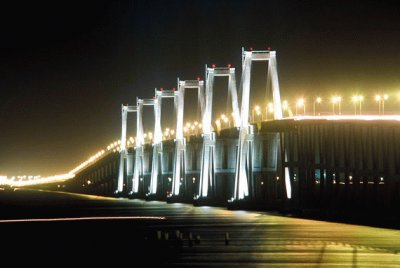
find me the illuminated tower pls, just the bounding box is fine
[116,104,137,194]
[148,88,179,196]
[132,98,156,194]
[171,79,205,197]
[197,65,240,199]
[233,49,282,201]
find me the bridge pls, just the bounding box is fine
[3,48,400,217]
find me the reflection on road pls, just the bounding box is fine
[1,189,399,266]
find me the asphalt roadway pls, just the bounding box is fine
[0,188,399,267]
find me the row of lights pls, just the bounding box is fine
[252,93,391,120]
[183,121,202,135]
[0,117,222,186]
[0,120,204,186]
[2,144,113,186]
[3,92,390,186]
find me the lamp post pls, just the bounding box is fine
[383,94,388,115]
[375,94,389,115]
[267,102,273,120]
[375,95,381,115]
[313,97,322,116]
[215,119,221,132]
[331,96,341,115]
[252,105,260,122]
[282,100,288,118]
[352,96,358,115]
[352,95,364,115]
[296,98,305,116]
[220,114,230,128]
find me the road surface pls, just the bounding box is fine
[0,188,399,266]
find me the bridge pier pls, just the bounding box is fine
[168,79,204,203]
[233,49,282,207]
[197,66,240,205]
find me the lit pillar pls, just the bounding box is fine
[234,49,282,201]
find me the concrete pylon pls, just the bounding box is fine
[116,104,137,194]
[233,49,282,201]
[148,88,179,196]
[171,79,205,198]
[198,66,241,199]
[132,98,156,194]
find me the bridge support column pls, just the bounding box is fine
[198,133,216,198]
[198,66,240,203]
[149,89,179,198]
[172,139,186,196]
[233,49,282,202]
[169,79,204,200]
[116,105,137,194]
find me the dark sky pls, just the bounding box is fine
[1,0,400,175]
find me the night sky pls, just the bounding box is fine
[1,0,400,176]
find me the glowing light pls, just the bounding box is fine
[316,97,322,103]
[268,102,274,113]
[5,173,75,187]
[282,100,288,110]
[296,98,304,107]
[331,96,341,104]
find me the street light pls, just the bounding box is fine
[359,95,364,115]
[331,96,341,115]
[220,114,230,128]
[352,95,364,115]
[266,102,274,120]
[375,94,388,115]
[296,98,305,116]
[383,94,389,115]
[375,95,381,115]
[252,105,260,122]
[215,119,221,132]
[282,100,289,117]
[313,97,322,116]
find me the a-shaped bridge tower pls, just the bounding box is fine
[148,88,180,197]
[197,66,241,199]
[132,97,156,195]
[170,79,205,197]
[233,49,282,201]
[116,104,137,194]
